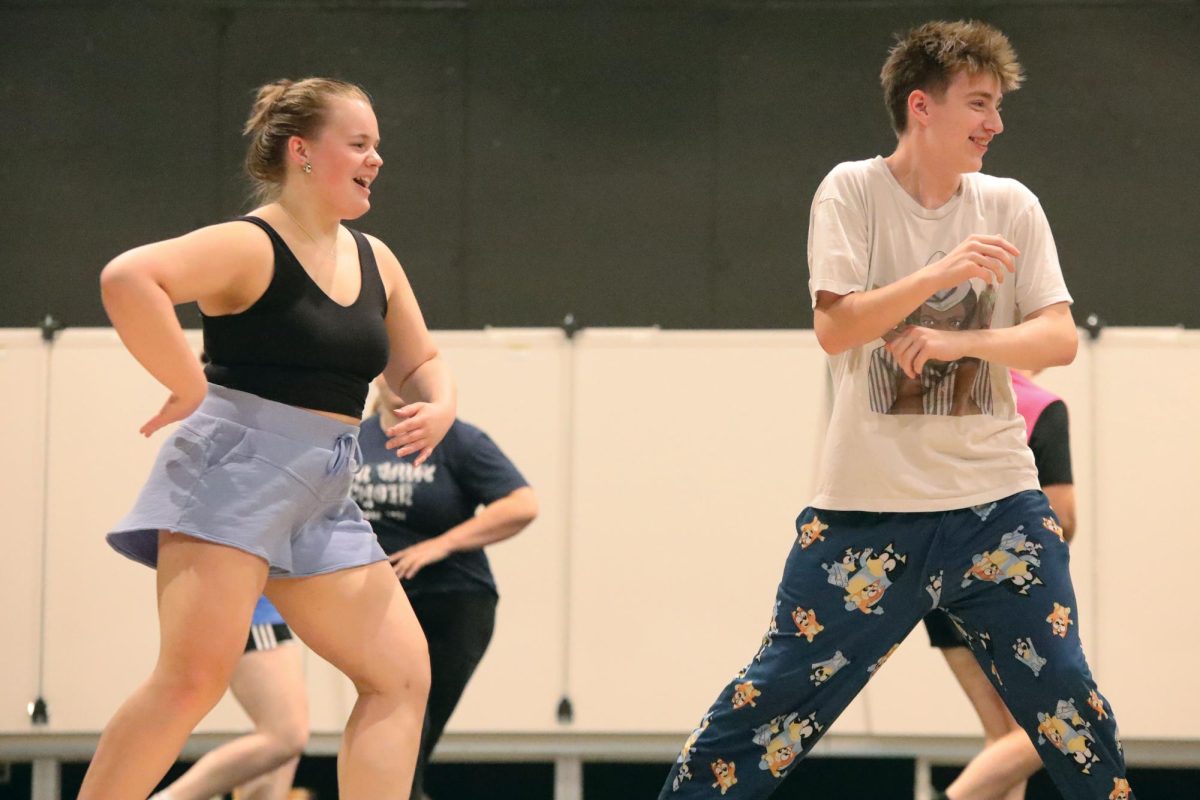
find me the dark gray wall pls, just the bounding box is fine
[2,0,1197,330]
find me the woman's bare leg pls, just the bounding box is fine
[948,727,1044,800]
[155,643,308,800]
[78,533,267,800]
[941,647,1034,800]
[231,755,300,800]
[267,562,429,800]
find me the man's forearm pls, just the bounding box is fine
[814,269,941,354]
[957,305,1077,370]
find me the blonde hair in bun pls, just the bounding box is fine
[243,77,371,202]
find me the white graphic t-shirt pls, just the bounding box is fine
[807,156,1072,512]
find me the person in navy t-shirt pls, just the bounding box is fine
[356,377,538,800]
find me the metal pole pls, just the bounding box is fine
[913,755,932,800]
[31,758,60,800]
[556,315,580,726]
[553,756,582,800]
[30,315,64,728]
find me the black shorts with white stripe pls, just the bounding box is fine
[245,622,294,653]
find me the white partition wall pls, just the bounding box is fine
[1,326,1197,749]
[563,330,843,732]
[437,330,571,732]
[0,331,49,733]
[1091,329,1200,739]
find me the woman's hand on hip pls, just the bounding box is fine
[140,383,207,437]
[384,400,454,466]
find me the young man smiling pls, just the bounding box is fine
[658,20,1132,800]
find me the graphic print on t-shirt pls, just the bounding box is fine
[867,261,997,416]
[352,461,438,523]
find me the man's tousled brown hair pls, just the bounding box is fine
[880,20,1023,136]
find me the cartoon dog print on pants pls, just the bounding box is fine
[709,758,737,795]
[1037,699,1101,774]
[1046,602,1074,638]
[753,711,822,779]
[1013,637,1048,677]
[962,528,1043,595]
[823,543,908,614]
[670,713,711,791]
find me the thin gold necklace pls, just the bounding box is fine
[277,202,337,266]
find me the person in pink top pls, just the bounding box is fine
[926,369,1076,800]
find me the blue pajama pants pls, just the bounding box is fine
[659,491,1133,800]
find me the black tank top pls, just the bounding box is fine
[202,216,389,418]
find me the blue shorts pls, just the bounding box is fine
[245,622,293,653]
[107,384,387,578]
[252,595,285,626]
[245,597,291,652]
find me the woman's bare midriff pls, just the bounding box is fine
[298,405,362,426]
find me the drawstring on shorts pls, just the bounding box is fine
[328,432,362,475]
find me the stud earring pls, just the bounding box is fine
[302,162,312,174]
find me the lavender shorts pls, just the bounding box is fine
[107,384,387,577]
